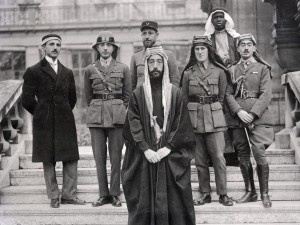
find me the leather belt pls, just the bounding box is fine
[189,95,218,104]
[236,90,260,99]
[93,93,122,101]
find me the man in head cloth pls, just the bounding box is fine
[204,8,240,67]
[225,34,273,208]
[130,20,180,90]
[122,46,196,225]
[204,8,241,166]
[22,34,86,208]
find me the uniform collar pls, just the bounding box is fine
[238,56,257,65]
[100,56,112,66]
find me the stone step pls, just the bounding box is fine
[19,143,295,169]
[0,202,300,224]
[1,181,300,204]
[9,164,300,186]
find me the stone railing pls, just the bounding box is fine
[0,1,206,27]
[282,72,300,165]
[0,80,31,188]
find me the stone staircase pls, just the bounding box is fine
[1,131,300,224]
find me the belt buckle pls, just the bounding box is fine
[102,93,108,101]
[199,96,204,104]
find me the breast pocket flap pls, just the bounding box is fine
[207,79,218,85]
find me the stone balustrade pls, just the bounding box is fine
[282,72,300,164]
[0,1,206,27]
[0,80,30,162]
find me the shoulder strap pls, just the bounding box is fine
[192,72,212,96]
[92,63,112,92]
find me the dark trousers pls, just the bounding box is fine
[43,160,78,200]
[232,126,274,165]
[89,127,123,197]
[195,132,227,195]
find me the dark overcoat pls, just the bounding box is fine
[22,58,79,163]
[122,85,196,225]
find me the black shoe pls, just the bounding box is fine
[111,195,122,207]
[50,198,60,208]
[219,195,233,206]
[92,196,111,207]
[261,193,272,208]
[236,191,258,204]
[194,193,211,205]
[61,197,86,205]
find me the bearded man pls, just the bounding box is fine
[122,46,196,225]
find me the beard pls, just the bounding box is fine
[149,69,163,79]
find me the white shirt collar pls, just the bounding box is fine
[100,56,112,66]
[45,55,58,65]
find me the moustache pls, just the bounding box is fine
[243,50,249,53]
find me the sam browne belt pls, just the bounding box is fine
[189,95,218,104]
[93,93,122,101]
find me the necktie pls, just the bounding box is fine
[50,62,57,74]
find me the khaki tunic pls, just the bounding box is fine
[181,62,227,133]
[84,59,131,128]
[225,61,273,127]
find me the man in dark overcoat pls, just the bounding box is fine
[122,46,196,225]
[130,20,180,90]
[225,34,273,208]
[22,34,85,208]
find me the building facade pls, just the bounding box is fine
[0,0,285,131]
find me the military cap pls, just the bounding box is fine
[140,20,158,32]
[41,34,61,46]
[192,35,213,47]
[92,31,118,50]
[236,33,257,46]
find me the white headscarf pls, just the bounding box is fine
[204,10,240,38]
[143,46,172,144]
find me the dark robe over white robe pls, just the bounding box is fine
[121,84,196,225]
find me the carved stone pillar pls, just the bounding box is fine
[263,0,300,72]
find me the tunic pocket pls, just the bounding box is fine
[86,99,102,124]
[112,99,127,125]
[207,79,219,94]
[210,102,226,128]
[187,102,198,129]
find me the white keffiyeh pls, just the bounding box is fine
[204,10,240,38]
[143,46,172,143]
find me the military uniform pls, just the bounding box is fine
[84,58,131,201]
[226,60,274,163]
[130,48,180,90]
[225,53,273,208]
[182,62,228,196]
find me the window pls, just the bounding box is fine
[0,51,26,81]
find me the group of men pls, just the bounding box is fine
[21,7,274,225]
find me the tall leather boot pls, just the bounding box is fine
[257,164,272,208]
[236,162,257,203]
